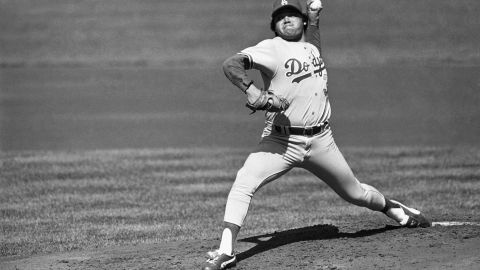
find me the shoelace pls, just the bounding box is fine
[206,250,235,264]
[206,255,226,264]
[207,250,220,260]
[406,216,420,227]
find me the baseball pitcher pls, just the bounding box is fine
[202,1,431,269]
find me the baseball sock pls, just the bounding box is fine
[382,198,409,225]
[218,223,240,255]
[218,228,233,255]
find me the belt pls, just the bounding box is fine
[273,121,330,136]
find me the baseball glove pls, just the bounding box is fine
[246,90,290,113]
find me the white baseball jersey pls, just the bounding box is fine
[240,36,330,135]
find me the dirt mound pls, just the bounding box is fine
[2,223,479,270]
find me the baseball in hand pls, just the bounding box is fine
[309,0,322,11]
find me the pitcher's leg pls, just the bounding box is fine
[216,139,293,258]
[302,132,431,227]
[224,150,291,226]
[303,137,385,211]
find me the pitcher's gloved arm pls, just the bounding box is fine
[222,54,254,93]
[222,53,289,114]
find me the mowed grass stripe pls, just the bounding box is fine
[393,167,480,181]
[2,148,246,184]
[1,147,479,257]
[1,168,234,201]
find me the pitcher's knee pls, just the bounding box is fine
[229,168,261,198]
[229,182,254,200]
[227,186,252,207]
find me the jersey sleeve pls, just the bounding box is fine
[240,39,278,77]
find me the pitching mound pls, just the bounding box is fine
[2,222,479,270]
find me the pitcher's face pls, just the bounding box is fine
[274,10,304,41]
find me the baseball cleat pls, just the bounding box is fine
[390,199,431,228]
[202,250,236,270]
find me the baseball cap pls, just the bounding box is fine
[271,0,304,19]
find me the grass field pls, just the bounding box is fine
[1,0,480,268]
[1,146,479,259]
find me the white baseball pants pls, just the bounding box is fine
[224,129,386,226]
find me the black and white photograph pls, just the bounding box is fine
[1,0,479,269]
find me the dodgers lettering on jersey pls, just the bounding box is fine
[240,36,331,134]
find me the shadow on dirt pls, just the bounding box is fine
[237,224,401,262]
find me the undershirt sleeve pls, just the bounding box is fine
[222,54,253,92]
[222,39,278,92]
[305,25,322,56]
